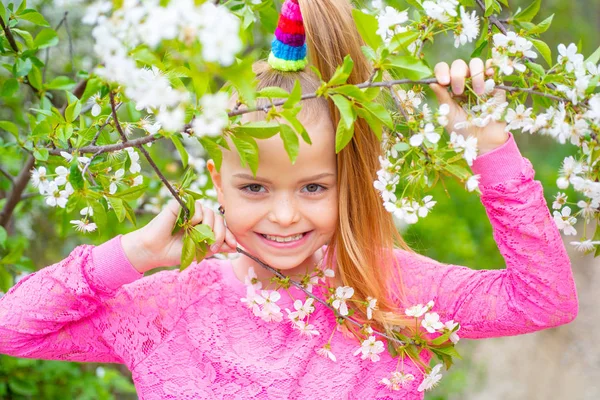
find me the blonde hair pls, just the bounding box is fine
[240,0,420,340]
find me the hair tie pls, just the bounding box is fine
[268,0,307,72]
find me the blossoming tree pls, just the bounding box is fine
[0,0,598,396]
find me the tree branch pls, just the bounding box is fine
[0,155,35,228]
[109,91,190,219]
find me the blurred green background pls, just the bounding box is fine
[0,0,598,398]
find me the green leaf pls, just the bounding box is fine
[65,99,82,123]
[525,61,545,78]
[362,101,393,129]
[361,45,377,62]
[14,58,32,78]
[257,86,290,98]
[33,28,58,49]
[0,121,18,137]
[27,65,42,90]
[484,0,494,17]
[431,344,463,360]
[389,30,420,53]
[1,78,19,97]
[192,223,216,243]
[585,45,600,66]
[351,9,382,49]
[45,76,76,90]
[0,2,6,23]
[180,235,196,270]
[328,55,354,87]
[234,121,280,139]
[284,79,302,109]
[529,14,554,35]
[514,0,541,22]
[198,137,223,171]
[335,118,355,153]
[108,197,126,222]
[33,148,48,161]
[18,9,50,26]
[386,55,432,80]
[445,163,471,180]
[279,123,299,164]
[69,163,84,190]
[230,135,259,176]
[171,135,189,168]
[355,107,383,140]
[530,38,552,66]
[332,84,367,102]
[470,40,488,59]
[11,28,33,48]
[0,226,7,249]
[331,94,355,129]
[118,184,148,202]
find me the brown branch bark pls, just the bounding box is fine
[0,155,35,228]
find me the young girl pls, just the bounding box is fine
[0,0,579,398]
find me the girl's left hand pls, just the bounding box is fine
[429,58,510,155]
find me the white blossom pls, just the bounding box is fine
[553,206,577,236]
[417,363,443,392]
[352,335,385,362]
[454,6,479,48]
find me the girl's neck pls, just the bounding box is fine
[230,246,334,290]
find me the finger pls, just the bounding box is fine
[469,58,485,95]
[189,200,204,225]
[210,214,226,253]
[429,83,454,110]
[450,59,469,95]
[224,226,238,249]
[434,62,450,86]
[200,206,215,229]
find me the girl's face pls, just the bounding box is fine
[207,113,337,273]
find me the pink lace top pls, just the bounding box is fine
[0,132,579,399]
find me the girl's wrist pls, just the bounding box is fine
[121,229,156,274]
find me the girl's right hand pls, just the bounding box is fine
[122,199,238,273]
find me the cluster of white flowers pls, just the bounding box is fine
[405,300,460,343]
[191,92,230,138]
[555,43,600,105]
[378,300,459,392]
[453,6,479,48]
[353,335,386,362]
[448,131,478,166]
[422,0,458,23]
[83,0,242,133]
[491,31,537,76]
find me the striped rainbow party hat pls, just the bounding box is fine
[268,0,308,72]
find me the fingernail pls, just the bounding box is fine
[210,244,219,252]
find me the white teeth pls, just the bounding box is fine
[262,233,304,243]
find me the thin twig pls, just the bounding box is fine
[109,91,189,219]
[0,155,35,228]
[0,166,15,184]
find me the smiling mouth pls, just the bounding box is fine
[258,231,311,243]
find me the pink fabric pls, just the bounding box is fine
[0,132,579,399]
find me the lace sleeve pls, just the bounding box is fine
[0,235,218,368]
[394,133,579,339]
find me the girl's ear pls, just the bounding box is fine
[206,160,225,203]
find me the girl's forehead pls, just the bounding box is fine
[222,115,336,178]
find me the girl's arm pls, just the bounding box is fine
[394,132,579,339]
[0,235,217,368]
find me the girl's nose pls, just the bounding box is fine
[268,195,301,227]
